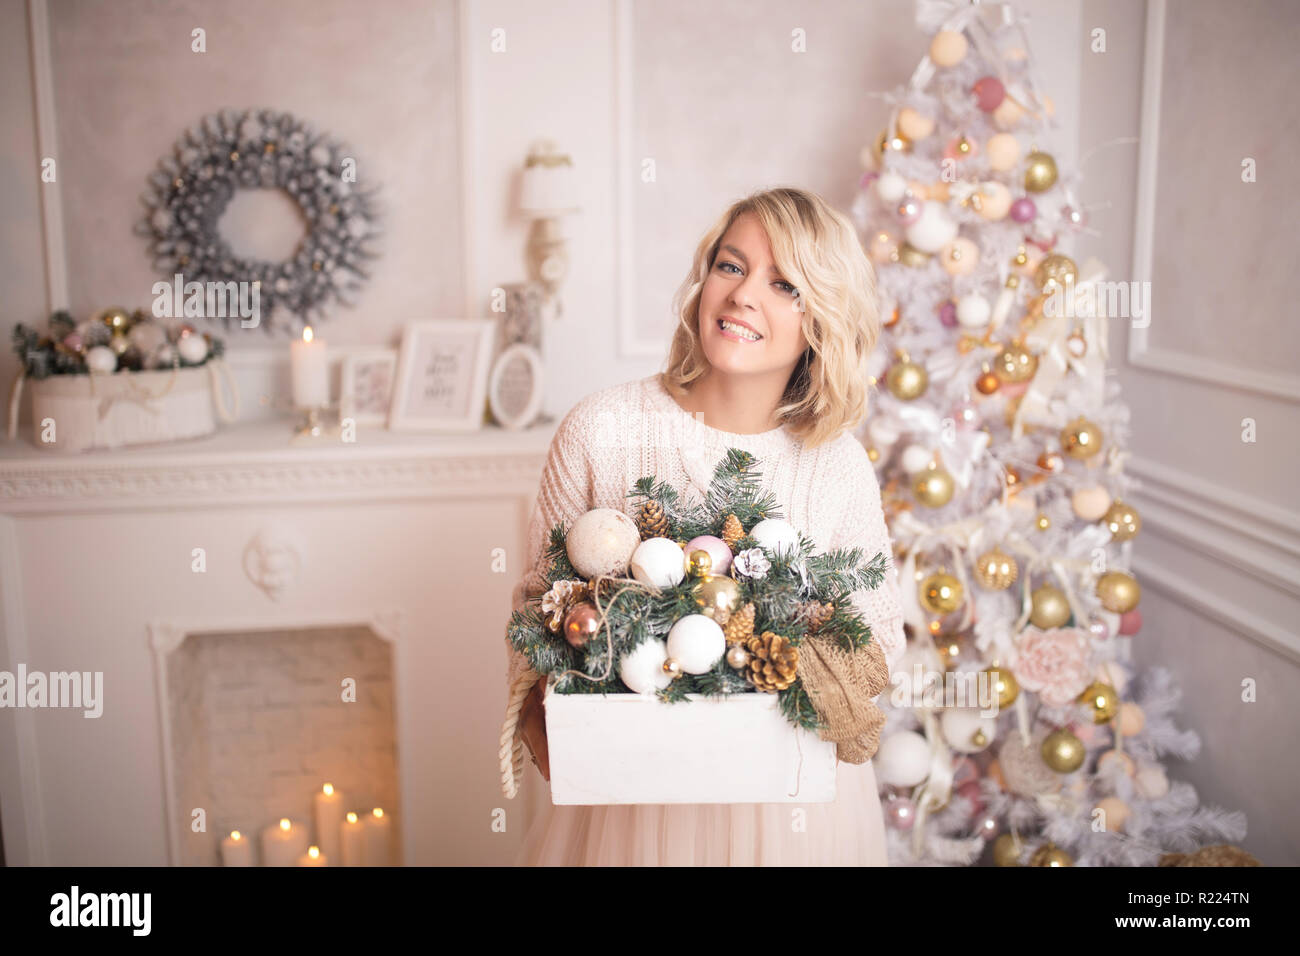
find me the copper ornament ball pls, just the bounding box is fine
[562,601,601,649]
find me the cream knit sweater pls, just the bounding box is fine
[507,372,906,692]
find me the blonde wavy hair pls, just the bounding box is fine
[661,186,881,449]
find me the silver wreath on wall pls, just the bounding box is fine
[137,108,381,335]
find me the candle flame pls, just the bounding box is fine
[303,326,314,343]
[323,783,334,796]
[230,830,242,841]
[372,808,384,819]
[346,812,358,824]
[308,846,320,859]
[279,818,291,831]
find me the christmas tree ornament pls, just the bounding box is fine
[85,345,118,373]
[884,794,917,830]
[748,517,800,559]
[920,570,963,614]
[725,644,750,670]
[1095,796,1131,833]
[972,75,1006,111]
[975,364,1000,394]
[686,548,713,578]
[97,307,132,332]
[994,340,1038,382]
[629,537,687,589]
[720,513,744,550]
[1035,512,1051,531]
[684,534,732,575]
[723,602,756,644]
[1060,416,1103,459]
[1077,680,1119,723]
[1041,727,1085,773]
[896,106,935,140]
[1098,749,1136,777]
[992,832,1023,866]
[618,637,673,695]
[745,631,799,691]
[896,242,931,267]
[999,731,1062,796]
[984,665,1020,708]
[868,230,899,264]
[876,171,909,203]
[800,600,836,634]
[876,731,932,788]
[913,462,955,507]
[866,446,880,462]
[905,200,958,252]
[1004,464,1023,491]
[1029,583,1071,628]
[1118,609,1142,636]
[662,657,683,680]
[1135,763,1169,798]
[1097,570,1140,613]
[1062,203,1088,229]
[562,601,601,648]
[1096,660,1130,695]
[1115,701,1145,736]
[895,194,923,225]
[1036,448,1064,476]
[635,499,668,540]
[1023,150,1059,192]
[732,547,771,579]
[901,444,935,474]
[887,352,929,400]
[1103,500,1141,541]
[109,332,131,356]
[1071,485,1112,521]
[938,299,958,327]
[992,95,1025,129]
[985,132,1021,170]
[1029,843,1073,866]
[884,303,901,328]
[941,237,980,276]
[692,574,742,624]
[666,614,725,674]
[956,293,991,328]
[1035,252,1078,294]
[976,181,1013,220]
[1009,196,1037,223]
[940,708,997,753]
[943,133,978,162]
[975,547,1018,590]
[929,29,968,66]
[566,508,641,579]
[875,128,911,157]
[1066,326,1088,358]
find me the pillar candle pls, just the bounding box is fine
[314,783,344,865]
[261,817,309,867]
[364,808,392,866]
[296,845,328,866]
[290,325,329,407]
[340,811,366,867]
[220,829,255,867]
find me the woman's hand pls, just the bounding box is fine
[518,678,550,781]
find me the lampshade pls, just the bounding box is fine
[520,141,580,218]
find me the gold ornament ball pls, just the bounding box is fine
[1060,417,1103,459]
[975,547,1018,590]
[984,666,1020,708]
[992,833,1023,867]
[662,657,683,679]
[562,601,601,649]
[97,307,132,332]
[887,357,929,400]
[920,570,964,614]
[896,243,931,268]
[1035,512,1051,531]
[687,548,713,578]
[876,128,912,156]
[1041,728,1086,773]
[725,644,751,670]
[1034,253,1078,295]
[1029,584,1071,629]
[994,341,1038,383]
[913,463,955,508]
[1077,680,1119,723]
[109,332,131,356]
[693,574,742,622]
[1023,150,1059,193]
[1029,842,1073,867]
[1103,500,1142,541]
[1096,570,1140,613]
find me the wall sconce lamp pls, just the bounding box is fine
[519,138,580,319]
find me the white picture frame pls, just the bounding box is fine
[389,319,495,432]
[339,348,399,427]
[487,343,544,430]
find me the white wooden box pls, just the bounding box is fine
[544,685,838,805]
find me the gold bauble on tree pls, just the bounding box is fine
[984,665,1020,708]
[1041,727,1085,773]
[887,351,929,400]
[920,570,963,614]
[975,547,1018,590]
[1060,417,1103,459]
[992,833,1024,867]
[1096,570,1141,613]
[1034,253,1078,295]
[1023,150,1059,192]
[875,127,912,157]
[1077,681,1119,724]
[897,243,931,268]
[994,340,1038,383]
[1029,842,1073,867]
[1103,500,1142,541]
[693,574,742,624]
[686,549,713,578]
[913,462,955,508]
[1029,583,1071,629]
[97,307,132,333]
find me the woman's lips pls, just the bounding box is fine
[717,317,763,342]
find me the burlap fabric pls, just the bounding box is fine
[798,636,890,764]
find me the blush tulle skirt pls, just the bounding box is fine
[514,758,889,866]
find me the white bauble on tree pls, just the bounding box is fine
[956,294,991,329]
[666,614,726,674]
[876,171,909,203]
[566,508,641,579]
[618,638,673,695]
[904,201,958,253]
[1134,763,1169,799]
[868,417,901,449]
[748,518,800,560]
[629,537,686,589]
[876,731,932,787]
[901,444,935,474]
[939,708,998,753]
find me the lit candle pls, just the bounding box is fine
[296,845,328,866]
[314,783,344,866]
[220,829,255,867]
[364,807,392,866]
[340,811,366,867]
[290,325,329,408]
[261,817,308,867]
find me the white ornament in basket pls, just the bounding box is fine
[543,684,837,805]
[6,361,239,453]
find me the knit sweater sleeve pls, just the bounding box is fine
[833,439,907,682]
[506,405,595,692]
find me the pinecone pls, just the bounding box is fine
[723,602,756,644]
[720,513,744,550]
[800,600,835,634]
[746,631,799,692]
[636,500,669,540]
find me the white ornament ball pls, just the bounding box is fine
[128,321,167,355]
[177,333,209,364]
[1072,485,1113,521]
[85,346,118,373]
[905,201,958,253]
[566,508,641,579]
[876,731,932,788]
[876,172,909,204]
[629,537,686,589]
[940,708,998,754]
[1134,764,1169,799]
[748,518,800,560]
[956,294,991,329]
[901,445,935,474]
[868,418,901,448]
[1096,659,1130,695]
[666,614,726,674]
[619,638,673,695]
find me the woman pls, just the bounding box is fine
[507,186,906,865]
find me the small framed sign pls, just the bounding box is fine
[339,348,398,427]
[389,319,495,432]
[487,343,544,430]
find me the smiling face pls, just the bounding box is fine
[697,212,809,381]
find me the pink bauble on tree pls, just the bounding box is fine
[972,75,1006,112]
[1119,609,1143,636]
[683,534,732,575]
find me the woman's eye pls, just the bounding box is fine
[777,281,797,295]
[718,261,740,274]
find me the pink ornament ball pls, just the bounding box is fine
[973,75,1006,112]
[860,170,880,189]
[1119,609,1142,636]
[683,534,732,575]
[896,195,923,225]
[1010,197,1037,223]
[885,795,917,830]
[938,300,958,328]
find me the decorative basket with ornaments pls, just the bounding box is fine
[500,448,893,805]
[8,308,238,453]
